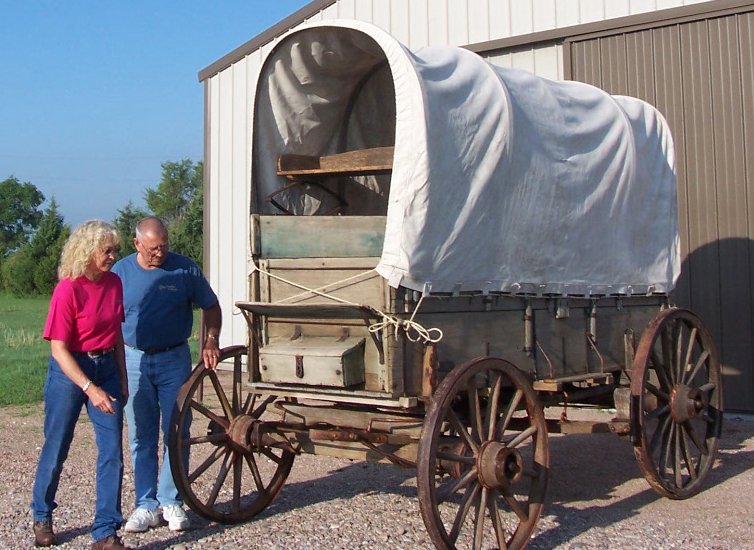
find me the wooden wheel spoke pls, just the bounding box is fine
[686,350,710,385]
[501,485,529,522]
[251,395,276,419]
[190,400,230,429]
[679,424,699,481]
[485,373,503,441]
[207,449,234,507]
[680,327,698,383]
[436,450,476,465]
[232,355,243,412]
[186,433,228,446]
[437,468,478,505]
[682,421,709,456]
[649,413,672,455]
[467,380,484,444]
[448,482,480,543]
[260,448,284,465]
[448,409,480,453]
[507,425,538,449]
[660,422,676,480]
[495,389,523,440]
[233,453,243,513]
[674,423,683,487]
[208,372,235,421]
[242,393,256,415]
[473,487,489,550]
[650,348,673,392]
[188,444,226,483]
[244,454,268,495]
[674,321,686,382]
[645,381,669,403]
[646,403,670,421]
[488,496,509,550]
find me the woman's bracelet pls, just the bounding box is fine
[82,380,92,392]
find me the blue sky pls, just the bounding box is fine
[0,0,311,227]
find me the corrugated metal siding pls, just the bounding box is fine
[568,9,754,411]
[204,0,720,361]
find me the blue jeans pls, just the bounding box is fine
[124,343,191,511]
[31,353,124,542]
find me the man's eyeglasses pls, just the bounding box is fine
[138,242,169,255]
[101,246,121,256]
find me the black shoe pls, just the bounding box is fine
[33,520,56,547]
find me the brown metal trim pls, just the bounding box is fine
[198,0,337,82]
[465,0,754,54]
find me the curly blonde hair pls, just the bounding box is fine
[58,220,121,280]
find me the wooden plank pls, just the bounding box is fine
[258,215,386,259]
[277,146,394,177]
[236,301,380,320]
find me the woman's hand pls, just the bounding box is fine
[85,384,117,414]
[120,380,130,406]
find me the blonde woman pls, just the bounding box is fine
[31,220,132,550]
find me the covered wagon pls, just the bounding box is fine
[169,20,722,550]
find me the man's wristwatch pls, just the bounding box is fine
[207,334,219,343]
[82,380,92,392]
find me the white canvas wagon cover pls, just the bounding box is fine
[251,20,680,296]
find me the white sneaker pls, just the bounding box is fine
[162,504,191,531]
[124,507,160,532]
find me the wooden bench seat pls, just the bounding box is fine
[277,146,394,178]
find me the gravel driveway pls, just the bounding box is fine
[1,401,752,549]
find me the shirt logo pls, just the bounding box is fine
[159,284,179,292]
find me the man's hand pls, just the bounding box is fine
[202,335,221,370]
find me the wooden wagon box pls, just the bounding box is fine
[259,336,366,387]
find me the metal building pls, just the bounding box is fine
[200,0,754,412]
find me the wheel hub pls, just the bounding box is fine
[670,384,707,423]
[228,414,257,455]
[477,441,523,490]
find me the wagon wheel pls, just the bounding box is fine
[630,308,723,499]
[417,357,549,550]
[169,345,295,523]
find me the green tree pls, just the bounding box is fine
[145,160,202,226]
[0,176,45,257]
[113,201,149,257]
[144,160,204,265]
[30,199,70,294]
[170,184,204,266]
[1,199,69,295]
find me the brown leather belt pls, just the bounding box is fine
[85,346,116,359]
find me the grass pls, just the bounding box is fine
[0,292,202,407]
[0,293,51,406]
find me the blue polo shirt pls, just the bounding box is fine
[112,252,218,350]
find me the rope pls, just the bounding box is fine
[250,264,443,344]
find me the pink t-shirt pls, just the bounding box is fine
[43,271,125,352]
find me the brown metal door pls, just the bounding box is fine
[568,10,754,412]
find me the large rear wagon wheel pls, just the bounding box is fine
[417,357,549,550]
[169,345,295,523]
[631,308,723,499]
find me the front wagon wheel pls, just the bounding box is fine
[630,308,723,499]
[169,346,295,523]
[417,357,549,550]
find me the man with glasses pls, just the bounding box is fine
[112,216,222,533]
